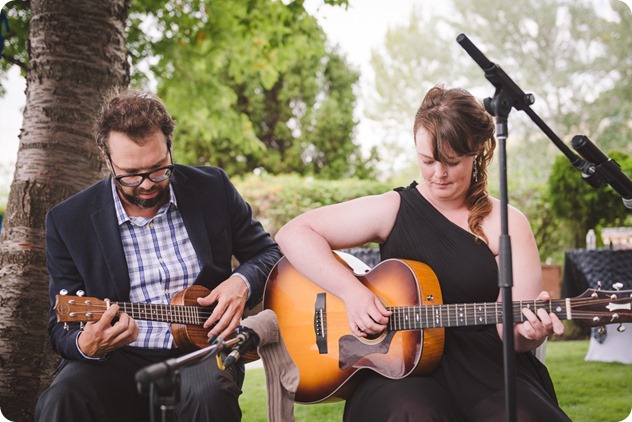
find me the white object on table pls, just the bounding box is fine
[585,323,632,364]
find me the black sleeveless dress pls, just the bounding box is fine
[343,183,570,422]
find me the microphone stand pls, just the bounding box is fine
[457,33,525,422]
[457,34,632,204]
[135,337,242,422]
[456,32,632,421]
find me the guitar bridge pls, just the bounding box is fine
[314,293,327,354]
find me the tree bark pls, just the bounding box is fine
[0,0,129,420]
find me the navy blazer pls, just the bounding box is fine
[45,165,281,361]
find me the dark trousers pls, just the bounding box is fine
[35,346,244,422]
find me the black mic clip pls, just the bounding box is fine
[571,135,632,209]
[218,325,259,370]
[573,154,607,190]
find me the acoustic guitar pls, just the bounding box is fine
[54,284,258,360]
[262,256,632,404]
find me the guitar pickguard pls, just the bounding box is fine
[338,331,397,370]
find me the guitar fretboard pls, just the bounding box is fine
[387,299,570,330]
[113,302,213,325]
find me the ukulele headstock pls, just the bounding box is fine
[54,290,108,323]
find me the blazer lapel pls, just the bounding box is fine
[91,179,131,299]
[171,170,214,267]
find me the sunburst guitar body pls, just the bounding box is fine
[263,255,632,404]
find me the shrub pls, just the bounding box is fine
[234,173,392,236]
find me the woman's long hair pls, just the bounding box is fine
[413,85,496,243]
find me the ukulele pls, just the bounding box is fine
[54,284,259,361]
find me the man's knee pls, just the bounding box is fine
[176,360,243,421]
[35,379,87,422]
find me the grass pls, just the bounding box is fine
[240,339,632,421]
[546,339,632,422]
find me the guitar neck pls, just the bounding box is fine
[388,298,572,330]
[112,301,211,326]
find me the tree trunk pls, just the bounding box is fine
[0,0,129,420]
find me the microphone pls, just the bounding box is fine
[222,325,259,368]
[456,33,493,70]
[222,309,280,368]
[135,358,178,395]
[571,135,632,209]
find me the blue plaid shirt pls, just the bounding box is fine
[112,180,202,349]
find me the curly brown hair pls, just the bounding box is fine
[94,88,175,156]
[413,85,496,243]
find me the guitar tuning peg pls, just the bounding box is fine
[63,323,69,331]
[60,289,68,296]
[597,281,602,290]
[617,323,626,333]
[612,282,623,292]
[80,322,84,330]
[598,326,606,336]
[77,290,85,297]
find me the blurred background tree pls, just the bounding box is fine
[127,0,375,178]
[363,0,632,261]
[548,150,632,247]
[2,0,374,179]
[0,1,28,85]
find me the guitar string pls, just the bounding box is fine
[64,296,629,327]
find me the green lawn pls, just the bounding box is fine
[240,339,632,421]
[545,339,632,422]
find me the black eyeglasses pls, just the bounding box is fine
[107,152,174,187]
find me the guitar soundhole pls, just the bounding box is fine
[364,330,385,341]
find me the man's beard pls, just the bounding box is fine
[117,184,170,209]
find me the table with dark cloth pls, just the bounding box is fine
[562,249,632,297]
[342,247,381,268]
[562,249,632,364]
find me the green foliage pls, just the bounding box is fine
[127,0,372,178]
[3,0,370,178]
[0,0,30,91]
[547,151,632,248]
[297,51,371,179]
[233,173,391,236]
